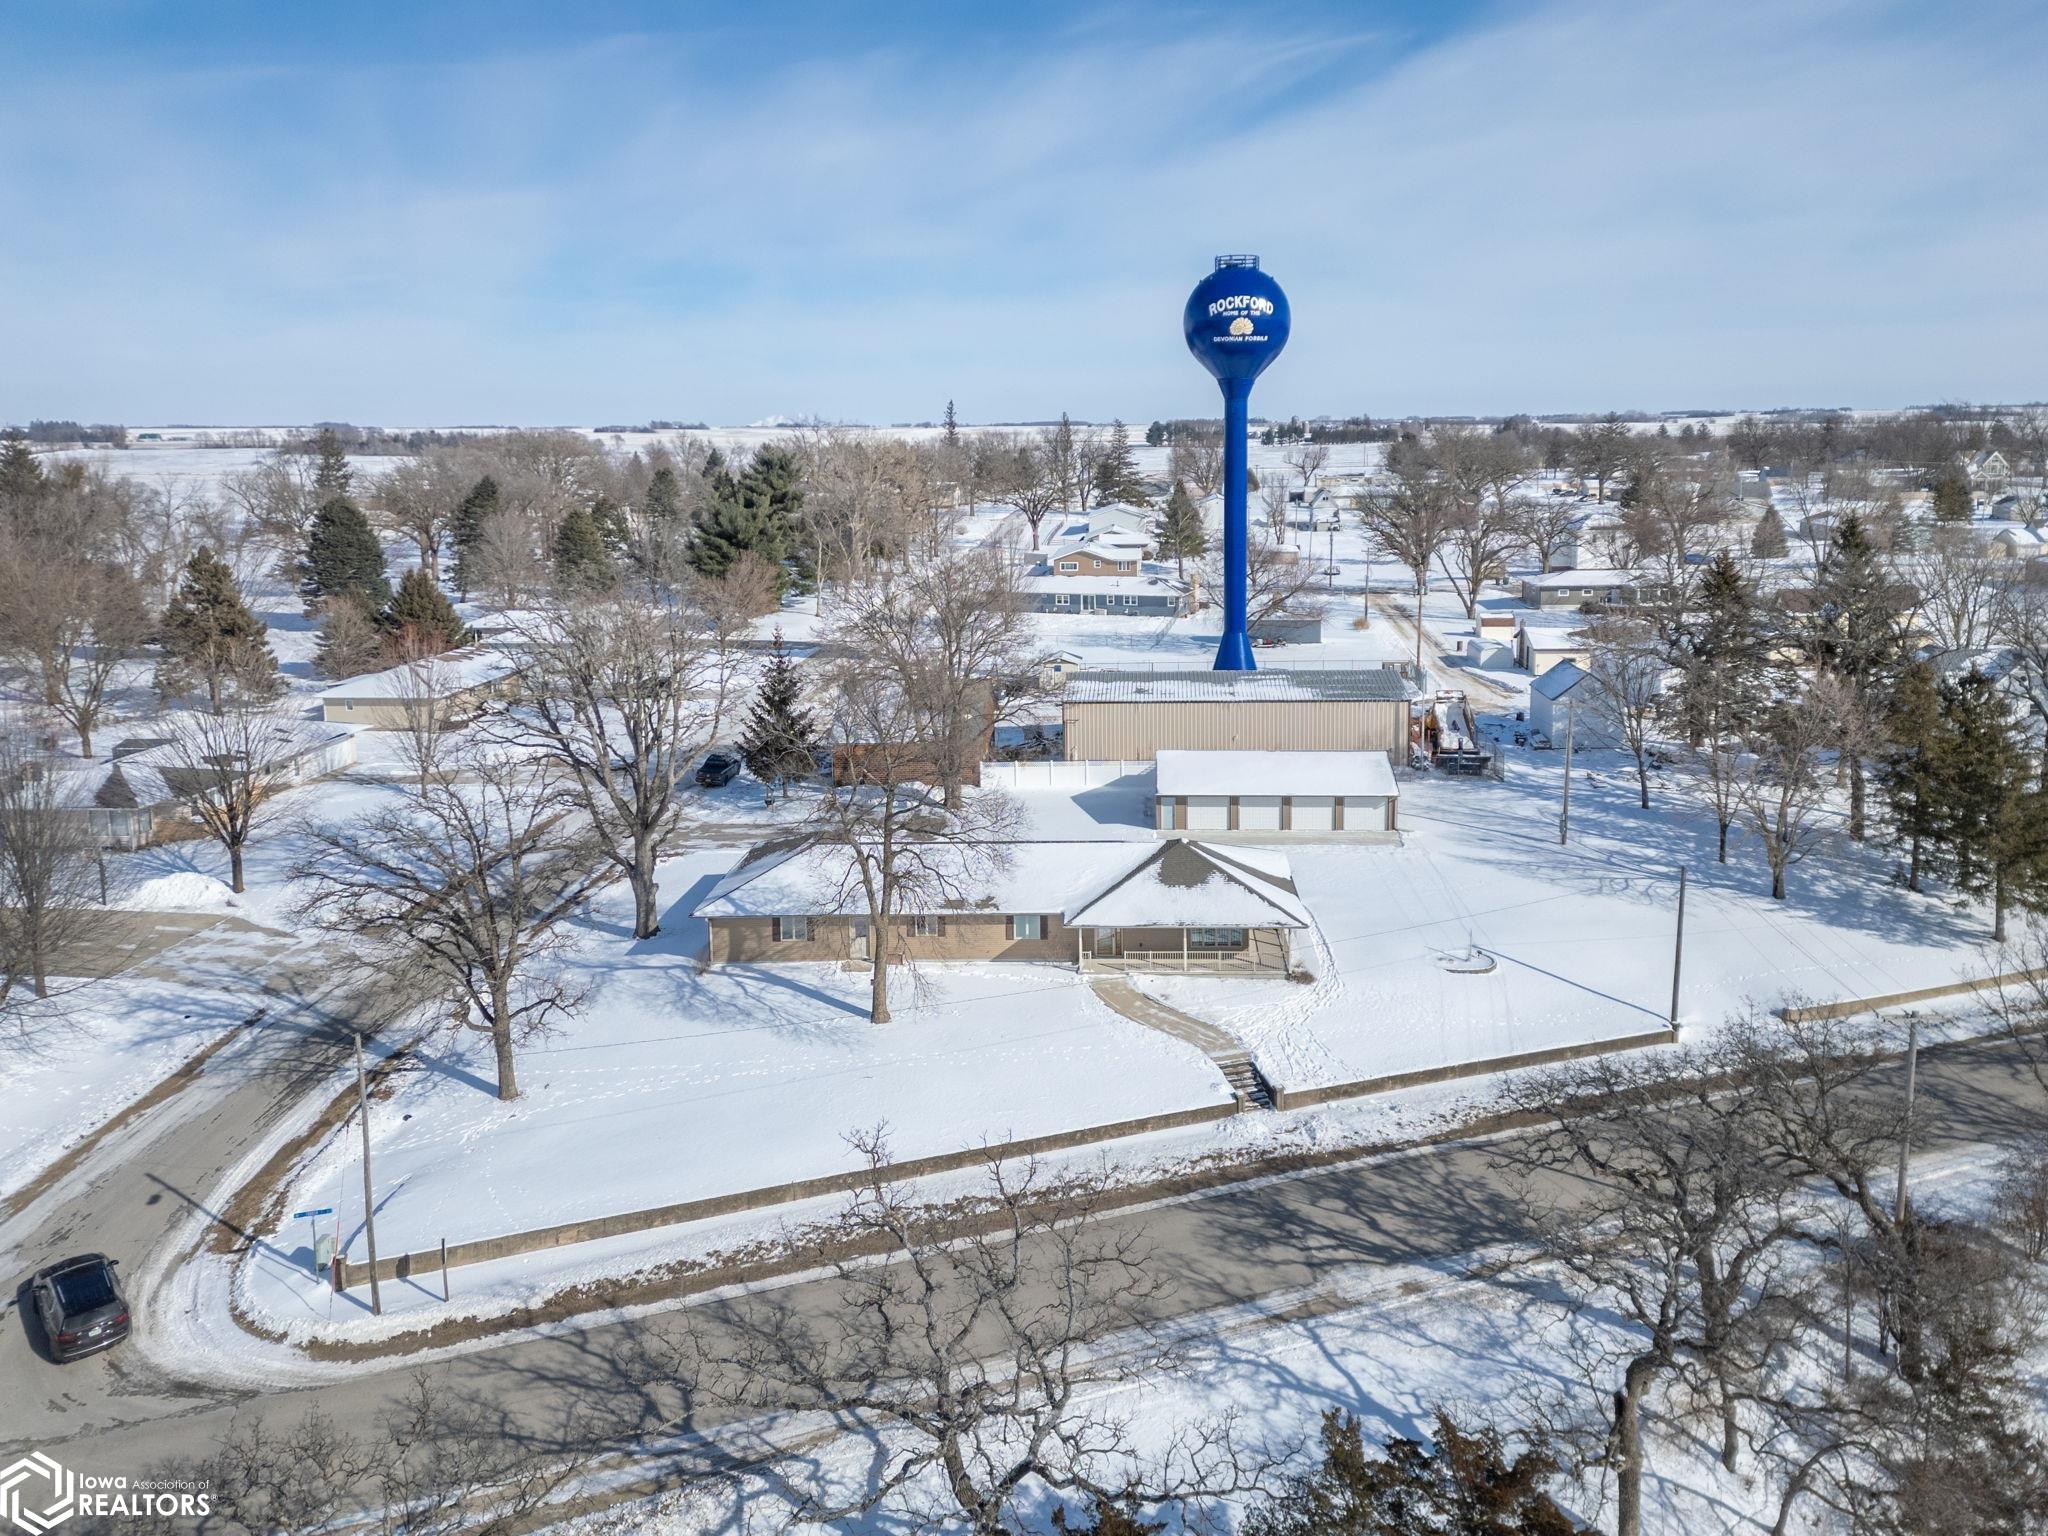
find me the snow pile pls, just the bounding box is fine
[120,871,238,911]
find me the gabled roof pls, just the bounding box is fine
[319,646,520,703]
[1531,659,1590,700]
[1066,841,1309,929]
[1065,668,1410,704]
[693,837,1308,929]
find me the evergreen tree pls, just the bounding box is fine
[1669,551,1768,744]
[1090,418,1147,507]
[701,445,734,498]
[1926,669,2048,939]
[552,503,617,593]
[942,399,958,446]
[448,475,500,599]
[382,566,472,654]
[155,546,279,713]
[1156,480,1208,579]
[311,427,352,497]
[1750,503,1789,558]
[688,446,803,591]
[1242,1408,1581,1536]
[643,465,683,527]
[0,437,44,519]
[1145,421,1167,447]
[588,494,631,558]
[736,631,817,798]
[1878,661,1945,891]
[1809,513,1907,840]
[298,496,390,611]
[1933,465,1973,523]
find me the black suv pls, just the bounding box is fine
[31,1253,130,1362]
[695,751,742,788]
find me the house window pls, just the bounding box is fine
[1118,561,1135,573]
[1187,927,1247,949]
[1054,594,1070,607]
[907,914,943,937]
[772,915,810,942]
[1058,561,1079,572]
[1008,914,1043,941]
[1122,594,1139,606]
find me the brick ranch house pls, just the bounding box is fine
[693,836,1311,975]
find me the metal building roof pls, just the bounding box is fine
[1063,668,1412,705]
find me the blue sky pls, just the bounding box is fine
[3,1,2043,426]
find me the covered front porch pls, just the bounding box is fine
[1076,924,1293,976]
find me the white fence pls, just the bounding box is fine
[977,759,1153,790]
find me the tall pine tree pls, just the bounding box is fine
[1809,513,1906,840]
[449,474,500,599]
[688,446,803,590]
[298,496,390,612]
[643,465,683,527]
[156,546,279,713]
[1750,503,1788,558]
[1089,419,1148,507]
[552,503,617,593]
[311,427,352,497]
[383,566,472,655]
[1878,661,1945,892]
[1926,669,2048,939]
[1932,465,1973,523]
[1156,480,1208,579]
[736,631,817,799]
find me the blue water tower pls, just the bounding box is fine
[1184,255,1291,671]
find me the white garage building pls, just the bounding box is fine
[1152,749,1399,839]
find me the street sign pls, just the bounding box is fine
[291,1207,335,1220]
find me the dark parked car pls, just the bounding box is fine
[695,751,741,788]
[31,1253,129,1362]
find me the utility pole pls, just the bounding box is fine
[1895,1012,1920,1221]
[1669,865,1687,1029]
[1558,699,1575,845]
[354,1031,383,1316]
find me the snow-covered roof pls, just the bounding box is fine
[694,837,1308,929]
[1050,538,1148,563]
[1523,567,1641,589]
[319,646,520,703]
[1531,660,1591,701]
[1154,749,1398,799]
[1065,669,1411,705]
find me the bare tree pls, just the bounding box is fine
[810,664,1021,1023]
[293,747,600,1100]
[674,1131,1263,1533]
[992,442,1064,551]
[1901,524,2004,656]
[148,701,321,894]
[497,590,736,940]
[1494,1045,1805,1536]
[0,551,150,755]
[1204,532,1330,629]
[826,549,1038,810]
[0,733,109,1004]
[1169,431,1225,498]
[1513,495,1586,573]
[1581,617,1667,809]
[1285,439,1330,491]
[1356,476,1451,673]
[1734,678,1847,900]
[374,453,471,582]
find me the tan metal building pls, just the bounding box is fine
[1061,669,1411,761]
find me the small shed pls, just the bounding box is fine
[1527,660,1621,748]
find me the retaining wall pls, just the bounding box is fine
[1269,1025,1680,1111]
[338,1099,1239,1289]
[1776,966,2048,1024]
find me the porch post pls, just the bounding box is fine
[1076,921,1084,972]
[1183,927,1189,972]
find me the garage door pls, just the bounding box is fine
[1344,795,1384,829]
[1185,795,1231,831]
[1291,795,1335,831]
[1237,797,1282,831]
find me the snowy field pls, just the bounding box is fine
[243,845,1232,1325]
[1134,748,1994,1092]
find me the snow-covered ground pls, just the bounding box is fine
[1133,749,1993,1092]
[237,845,1234,1337]
[551,1144,2043,1536]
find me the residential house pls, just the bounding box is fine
[1021,568,1191,618]
[1517,568,1668,609]
[1962,449,2012,495]
[1513,610,1594,673]
[318,646,523,729]
[693,836,1311,975]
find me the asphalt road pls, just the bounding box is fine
[3,973,2043,1528]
